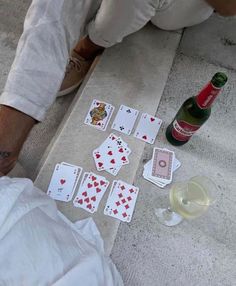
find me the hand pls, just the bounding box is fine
[0,153,18,175]
[0,105,36,175]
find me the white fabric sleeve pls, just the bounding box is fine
[0,176,123,285]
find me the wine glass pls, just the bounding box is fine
[155,176,216,226]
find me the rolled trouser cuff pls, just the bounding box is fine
[151,0,213,30]
[0,92,46,121]
[88,21,115,48]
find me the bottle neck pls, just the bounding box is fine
[195,82,221,109]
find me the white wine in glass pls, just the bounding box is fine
[155,176,216,226]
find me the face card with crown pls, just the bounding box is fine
[84,99,114,131]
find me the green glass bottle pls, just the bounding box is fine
[166,72,228,146]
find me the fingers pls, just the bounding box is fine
[0,158,17,176]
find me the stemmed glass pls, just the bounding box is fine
[155,176,216,226]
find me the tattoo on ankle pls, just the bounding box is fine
[0,151,11,159]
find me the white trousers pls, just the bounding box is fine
[0,0,213,121]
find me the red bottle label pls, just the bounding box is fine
[171,120,200,142]
[196,82,221,109]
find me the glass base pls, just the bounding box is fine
[155,208,183,226]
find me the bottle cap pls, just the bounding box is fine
[211,72,228,88]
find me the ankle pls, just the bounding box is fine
[73,46,102,61]
[74,36,104,60]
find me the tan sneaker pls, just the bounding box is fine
[57,51,93,97]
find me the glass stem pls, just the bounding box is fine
[155,207,183,226]
[162,207,175,221]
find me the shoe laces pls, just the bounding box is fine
[65,56,83,75]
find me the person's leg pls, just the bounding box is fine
[74,36,104,60]
[1,0,102,121]
[0,0,159,174]
[88,0,159,48]
[0,0,101,174]
[151,0,214,31]
[58,0,160,96]
[0,106,36,175]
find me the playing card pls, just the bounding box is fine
[143,174,167,188]
[93,135,130,171]
[104,180,139,222]
[134,113,162,144]
[93,141,129,171]
[151,148,174,183]
[95,133,119,150]
[105,165,122,176]
[84,99,114,131]
[143,161,166,188]
[73,172,109,213]
[60,162,83,198]
[113,136,130,150]
[143,164,167,188]
[47,163,82,202]
[112,105,139,135]
[107,180,118,198]
[80,172,90,185]
[96,134,130,151]
[144,157,180,175]
[93,133,130,153]
[61,162,78,168]
[173,157,181,171]
[105,137,132,176]
[143,148,181,188]
[162,149,181,171]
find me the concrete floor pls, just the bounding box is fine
[35,24,181,255]
[1,2,236,286]
[111,14,236,286]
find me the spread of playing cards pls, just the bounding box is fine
[84,100,162,143]
[93,133,131,176]
[46,99,182,223]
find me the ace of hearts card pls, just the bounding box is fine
[47,163,82,202]
[134,113,162,144]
